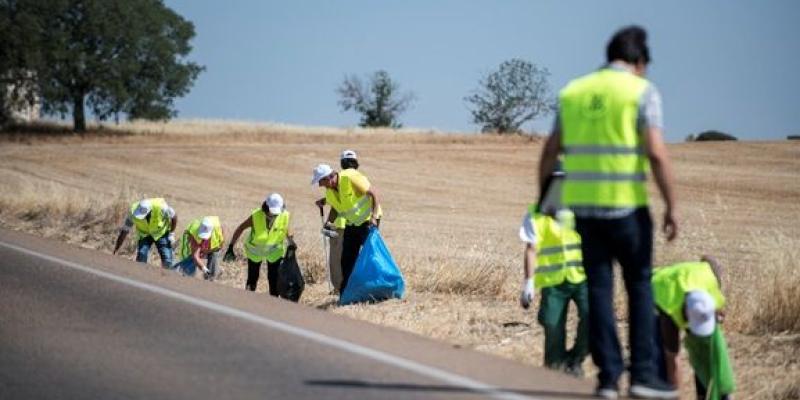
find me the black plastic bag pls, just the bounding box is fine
[277,243,304,302]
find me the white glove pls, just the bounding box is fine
[201,266,211,276]
[520,278,535,309]
[168,232,176,246]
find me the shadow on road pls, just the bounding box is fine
[305,379,595,399]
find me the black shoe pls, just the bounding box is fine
[594,383,619,399]
[564,362,584,378]
[629,378,678,399]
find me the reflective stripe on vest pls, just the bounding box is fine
[559,69,651,208]
[325,169,373,226]
[245,209,290,263]
[179,216,224,260]
[530,205,586,289]
[651,261,726,330]
[130,198,169,240]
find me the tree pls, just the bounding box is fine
[695,130,737,141]
[0,0,203,132]
[337,70,415,128]
[465,59,555,134]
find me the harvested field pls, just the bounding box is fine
[1,120,798,399]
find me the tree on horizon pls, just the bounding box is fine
[0,0,203,132]
[337,70,415,129]
[465,58,555,134]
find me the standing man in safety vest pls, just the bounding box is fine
[653,257,735,400]
[311,162,380,294]
[173,216,225,280]
[539,26,679,399]
[519,169,589,377]
[113,198,178,268]
[224,193,292,295]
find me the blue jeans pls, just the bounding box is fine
[576,208,657,387]
[174,252,219,278]
[136,234,173,267]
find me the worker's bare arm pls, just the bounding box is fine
[644,126,678,241]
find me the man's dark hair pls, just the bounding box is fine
[606,25,651,65]
[341,158,359,170]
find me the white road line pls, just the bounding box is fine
[0,240,540,400]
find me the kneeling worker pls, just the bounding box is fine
[311,162,380,294]
[653,256,735,400]
[225,193,292,296]
[519,165,588,376]
[173,216,225,280]
[113,197,178,268]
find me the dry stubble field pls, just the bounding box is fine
[0,121,798,399]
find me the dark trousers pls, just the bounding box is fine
[538,281,590,369]
[340,223,370,293]
[246,258,282,296]
[136,234,173,267]
[576,208,657,386]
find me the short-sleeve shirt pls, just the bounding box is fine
[348,173,371,196]
[120,203,176,232]
[518,211,537,245]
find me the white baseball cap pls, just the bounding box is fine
[265,193,284,215]
[197,217,214,240]
[340,149,357,160]
[311,164,334,185]
[132,199,152,219]
[686,290,716,337]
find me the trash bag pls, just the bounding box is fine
[339,227,405,305]
[277,243,305,302]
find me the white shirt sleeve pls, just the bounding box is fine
[162,204,176,219]
[518,213,537,245]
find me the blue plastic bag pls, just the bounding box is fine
[339,227,405,305]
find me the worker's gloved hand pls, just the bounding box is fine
[315,198,326,208]
[167,232,176,247]
[519,278,535,309]
[201,266,211,277]
[223,246,236,262]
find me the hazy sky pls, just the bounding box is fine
[165,0,800,141]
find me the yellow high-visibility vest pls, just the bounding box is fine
[245,209,290,263]
[179,216,224,260]
[652,261,725,330]
[560,68,651,208]
[130,198,169,240]
[325,169,373,227]
[530,205,586,288]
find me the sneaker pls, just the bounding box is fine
[564,362,585,378]
[594,384,619,399]
[629,379,679,399]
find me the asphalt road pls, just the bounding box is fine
[0,229,593,400]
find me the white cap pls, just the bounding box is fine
[686,290,716,337]
[265,193,284,215]
[196,217,214,240]
[311,164,334,185]
[340,149,357,160]
[132,199,152,219]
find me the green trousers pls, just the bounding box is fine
[537,280,590,369]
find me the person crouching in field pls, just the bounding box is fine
[173,216,225,280]
[224,193,292,295]
[113,197,178,268]
[311,162,380,294]
[519,167,589,377]
[653,256,736,400]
